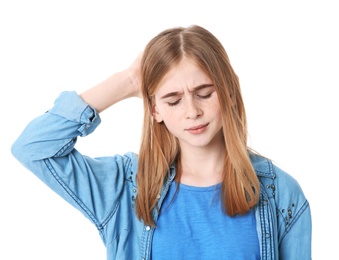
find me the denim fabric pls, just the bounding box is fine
[11,91,312,260]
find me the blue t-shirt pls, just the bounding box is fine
[152,181,260,259]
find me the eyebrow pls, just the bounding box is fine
[160,84,214,99]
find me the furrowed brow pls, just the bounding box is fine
[160,91,182,99]
[160,84,214,99]
[189,84,214,92]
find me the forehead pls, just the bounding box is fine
[156,58,212,94]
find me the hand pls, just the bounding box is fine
[80,52,144,112]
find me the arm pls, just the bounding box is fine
[279,201,312,259]
[11,54,143,230]
[80,53,142,113]
[273,165,312,259]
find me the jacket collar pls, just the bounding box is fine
[250,153,275,178]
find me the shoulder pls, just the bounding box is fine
[122,152,139,184]
[250,153,309,224]
[122,152,138,167]
[250,152,305,196]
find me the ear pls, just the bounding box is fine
[152,104,163,123]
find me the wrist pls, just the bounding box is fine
[126,67,142,98]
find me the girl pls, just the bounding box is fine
[12,25,312,259]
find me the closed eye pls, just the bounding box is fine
[197,92,213,99]
[168,99,181,106]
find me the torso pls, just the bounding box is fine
[151,181,260,259]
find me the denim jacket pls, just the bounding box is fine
[11,91,312,260]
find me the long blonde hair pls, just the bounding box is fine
[136,25,260,226]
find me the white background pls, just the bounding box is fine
[1,1,338,259]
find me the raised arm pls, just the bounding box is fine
[11,53,144,235]
[80,53,143,113]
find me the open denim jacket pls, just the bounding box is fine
[11,91,312,259]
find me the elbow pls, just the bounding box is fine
[11,138,25,163]
[11,136,33,167]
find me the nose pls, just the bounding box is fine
[185,98,202,119]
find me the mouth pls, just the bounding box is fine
[186,123,209,134]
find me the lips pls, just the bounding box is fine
[187,124,208,130]
[186,123,209,134]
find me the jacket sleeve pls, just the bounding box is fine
[274,166,312,260]
[11,91,132,231]
[279,201,312,259]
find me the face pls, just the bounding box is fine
[152,58,223,151]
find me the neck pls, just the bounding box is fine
[178,141,225,187]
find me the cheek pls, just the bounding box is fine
[158,109,182,132]
[215,105,222,118]
[157,103,182,120]
[211,105,223,128]
[207,100,222,117]
[161,111,178,125]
